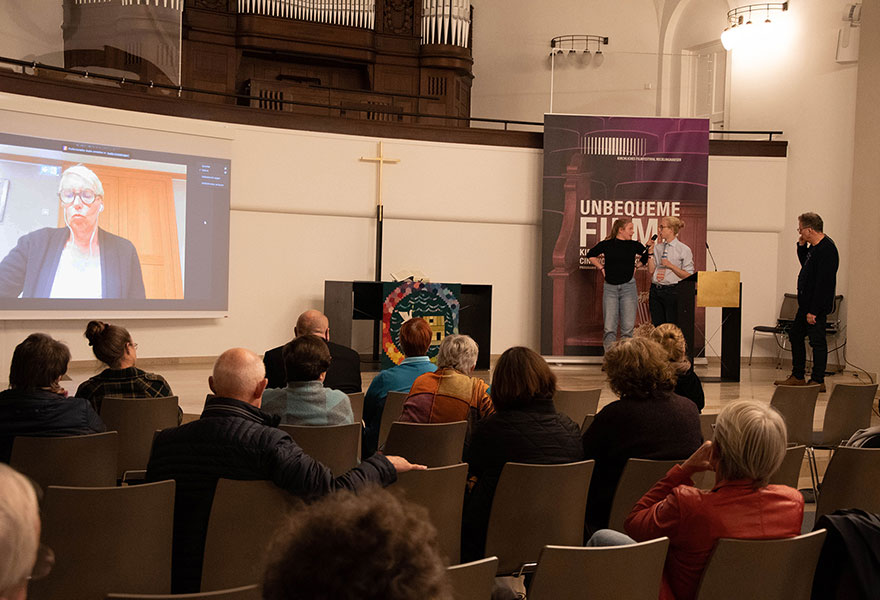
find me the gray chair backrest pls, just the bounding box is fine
[581,413,596,433]
[378,390,409,447]
[815,447,880,521]
[279,422,361,474]
[10,431,118,489]
[694,530,827,600]
[768,445,806,489]
[347,392,365,423]
[553,389,601,429]
[485,460,594,575]
[815,383,878,448]
[383,421,467,467]
[769,385,820,446]
[529,538,670,600]
[825,294,844,329]
[201,479,299,592]
[390,463,468,563]
[106,584,261,599]
[446,557,498,600]
[30,480,175,600]
[779,293,799,321]
[607,458,683,532]
[700,412,718,443]
[100,396,180,478]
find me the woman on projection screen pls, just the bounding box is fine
[586,217,654,352]
[0,164,145,299]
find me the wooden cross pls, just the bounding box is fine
[359,141,400,282]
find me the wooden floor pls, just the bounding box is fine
[65,357,879,531]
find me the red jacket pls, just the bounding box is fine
[625,465,804,600]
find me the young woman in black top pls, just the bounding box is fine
[587,218,654,351]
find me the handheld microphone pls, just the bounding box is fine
[641,235,658,262]
[706,241,718,271]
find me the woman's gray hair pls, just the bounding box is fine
[713,400,787,487]
[436,334,479,373]
[59,164,104,196]
[0,464,40,595]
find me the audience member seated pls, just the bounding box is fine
[262,487,452,600]
[581,337,701,534]
[363,317,438,455]
[261,335,354,426]
[460,346,584,562]
[0,333,105,463]
[76,320,178,421]
[263,310,361,393]
[643,323,704,412]
[398,334,493,438]
[587,400,803,600]
[145,347,424,593]
[0,463,45,600]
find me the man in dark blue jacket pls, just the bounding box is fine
[146,347,422,593]
[775,212,839,392]
[0,333,105,463]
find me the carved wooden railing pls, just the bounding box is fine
[248,78,417,122]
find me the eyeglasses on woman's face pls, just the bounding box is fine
[58,188,100,205]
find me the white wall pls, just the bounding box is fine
[0,91,542,366]
[0,88,791,366]
[1,0,870,368]
[725,0,858,313]
[470,0,660,121]
[846,1,880,377]
[470,0,866,366]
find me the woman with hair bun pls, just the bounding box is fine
[647,323,704,412]
[648,216,695,326]
[76,320,174,416]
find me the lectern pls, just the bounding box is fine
[678,271,742,382]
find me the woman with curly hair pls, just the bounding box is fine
[582,337,702,534]
[263,487,452,600]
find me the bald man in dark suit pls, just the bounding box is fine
[263,309,361,393]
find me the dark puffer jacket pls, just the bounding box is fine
[0,387,106,463]
[145,395,397,593]
[461,395,584,562]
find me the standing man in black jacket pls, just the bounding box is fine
[146,347,422,593]
[775,212,839,392]
[263,309,362,393]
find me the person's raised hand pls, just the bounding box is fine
[681,440,715,476]
[384,455,428,473]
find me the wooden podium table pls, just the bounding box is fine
[324,280,493,370]
[678,272,742,382]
